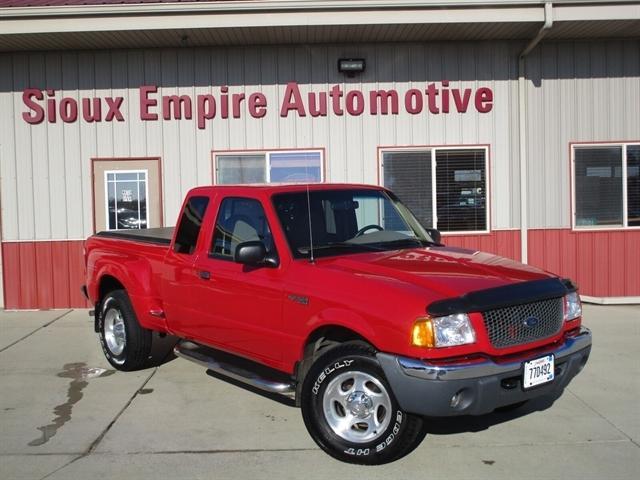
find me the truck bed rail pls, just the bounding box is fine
[94,227,174,245]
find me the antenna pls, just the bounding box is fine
[306,184,315,263]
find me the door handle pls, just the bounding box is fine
[198,270,211,280]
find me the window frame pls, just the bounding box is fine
[570,141,640,231]
[103,169,150,232]
[211,148,326,185]
[378,145,491,235]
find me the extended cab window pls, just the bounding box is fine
[174,196,210,254]
[210,197,275,260]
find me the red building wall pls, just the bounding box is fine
[1,229,638,309]
[528,229,640,298]
[2,241,89,309]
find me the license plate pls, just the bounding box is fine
[523,355,554,389]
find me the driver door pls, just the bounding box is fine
[189,196,285,368]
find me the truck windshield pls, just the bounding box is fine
[272,189,436,259]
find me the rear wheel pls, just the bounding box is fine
[300,344,426,465]
[98,289,152,371]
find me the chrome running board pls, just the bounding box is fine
[174,340,296,399]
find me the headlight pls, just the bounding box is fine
[411,313,476,348]
[564,291,582,321]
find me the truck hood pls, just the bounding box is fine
[316,246,554,300]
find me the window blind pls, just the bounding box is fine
[382,151,433,228]
[217,155,266,184]
[574,147,623,227]
[627,145,640,227]
[435,149,487,232]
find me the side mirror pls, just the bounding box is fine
[426,228,442,245]
[234,241,278,267]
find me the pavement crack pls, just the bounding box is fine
[86,367,158,455]
[37,367,158,480]
[0,310,73,354]
[37,454,85,480]
[566,388,639,448]
[127,448,319,455]
[431,438,631,449]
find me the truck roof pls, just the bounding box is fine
[188,183,386,196]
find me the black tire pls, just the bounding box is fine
[98,289,152,371]
[301,344,426,465]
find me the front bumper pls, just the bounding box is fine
[377,327,592,417]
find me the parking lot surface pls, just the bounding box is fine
[0,304,638,480]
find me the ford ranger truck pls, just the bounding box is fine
[83,184,592,465]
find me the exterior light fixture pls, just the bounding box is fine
[338,58,365,77]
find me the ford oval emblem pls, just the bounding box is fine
[524,316,539,328]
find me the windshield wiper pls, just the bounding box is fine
[375,238,436,248]
[297,242,385,255]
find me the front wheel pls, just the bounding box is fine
[300,344,426,465]
[98,289,152,371]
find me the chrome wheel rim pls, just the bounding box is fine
[322,371,392,443]
[104,307,126,356]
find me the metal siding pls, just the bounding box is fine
[160,49,182,223]
[327,44,348,182]
[528,229,640,297]
[47,53,67,240]
[1,41,639,308]
[94,51,113,158]
[5,41,615,240]
[345,43,366,183]
[1,240,88,309]
[63,52,85,239]
[51,240,71,308]
[443,230,521,262]
[258,47,277,152]
[623,40,640,140]
[127,50,147,158]
[177,50,198,199]
[34,241,54,308]
[227,48,246,150]
[18,242,37,308]
[525,39,640,229]
[1,243,21,309]
[30,53,52,240]
[12,55,35,240]
[78,51,98,236]
[194,48,214,185]
[309,45,329,170]
[0,55,18,244]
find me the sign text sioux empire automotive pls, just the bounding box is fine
[21,81,493,129]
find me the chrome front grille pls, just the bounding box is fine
[482,297,564,349]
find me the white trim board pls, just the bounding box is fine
[580,295,640,305]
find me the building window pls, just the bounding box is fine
[381,147,488,233]
[215,150,323,184]
[105,170,148,230]
[573,143,640,229]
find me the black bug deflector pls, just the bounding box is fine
[427,278,576,317]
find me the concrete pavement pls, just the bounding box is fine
[0,305,638,479]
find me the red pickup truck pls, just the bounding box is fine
[83,183,591,465]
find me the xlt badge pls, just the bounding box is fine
[287,294,309,305]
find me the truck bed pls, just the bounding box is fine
[94,227,174,245]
